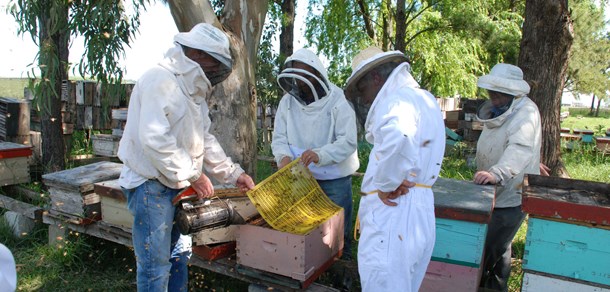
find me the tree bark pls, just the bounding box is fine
[395,0,406,53]
[595,97,601,117]
[381,0,393,51]
[166,0,268,176]
[590,94,596,114]
[278,0,295,64]
[356,0,376,41]
[518,0,573,177]
[38,2,69,173]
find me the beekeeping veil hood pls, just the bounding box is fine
[174,23,233,85]
[277,48,330,104]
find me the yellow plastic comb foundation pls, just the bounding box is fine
[246,158,342,235]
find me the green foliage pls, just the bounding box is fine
[9,0,147,84]
[566,0,610,99]
[255,159,275,183]
[439,144,476,180]
[69,130,94,156]
[8,0,148,169]
[256,5,282,111]
[304,0,524,98]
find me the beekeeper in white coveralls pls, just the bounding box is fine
[344,47,445,292]
[271,48,359,261]
[118,23,255,291]
[473,63,542,291]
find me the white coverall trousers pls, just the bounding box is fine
[357,188,436,292]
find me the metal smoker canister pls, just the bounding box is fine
[176,199,240,235]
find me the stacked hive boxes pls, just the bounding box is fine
[0,142,32,186]
[90,107,127,157]
[420,178,495,291]
[0,97,30,145]
[93,179,132,230]
[521,174,610,291]
[42,161,123,224]
[458,98,486,146]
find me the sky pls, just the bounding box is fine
[0,0,309,80]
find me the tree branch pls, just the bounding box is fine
[357,0,376,41]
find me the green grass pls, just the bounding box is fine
[0,215,136,291]
[562,116,610,135]
[0,78,30,99]
[562,107,610,135]
[562,143,610,183]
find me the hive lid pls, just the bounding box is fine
[42,161,123,193]
[246,158,341,235]
[0,142,32,159]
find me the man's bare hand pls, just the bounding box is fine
[539,163,550,176]
[236,173,255,192]
[378,180,417,206]
[301,150,320,166]
[191,174,214,199]
[473,171,497,185]
[378,191,398,206]
[278,156,292,169]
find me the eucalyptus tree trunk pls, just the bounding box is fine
[395,0,406,52]
[279,0,295,64]
[38,2,70,173]
[518,0,573,177]
[166,0,268,175]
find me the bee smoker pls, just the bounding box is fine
[175,199,246,235]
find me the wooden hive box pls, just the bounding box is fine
[522,174,609,226]
[42,161,123,224]
[523,217,610,287]
[0,142,32,186]
[92,134,120,157]
[595,137,610,154]
[522,271,610,292]
[522,174,610,288]
[0,97,30,143]
[420,178,495,292]
[93,179,132,229]
[235,210,344,284]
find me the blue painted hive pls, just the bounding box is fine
[522,174,610,289]
[421,178,495,292]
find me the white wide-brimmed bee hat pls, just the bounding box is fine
[344,46,408,101]
[477,63,530,97]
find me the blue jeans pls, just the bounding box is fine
[318,176,353,260]
[123,180,192,292]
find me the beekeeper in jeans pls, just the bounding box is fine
[344,47,445,292]
[117,23,254,291]
[473,63,542,291]
[271,48,359,260]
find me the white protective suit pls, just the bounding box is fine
[271,50,359,180]
[358,63,445,291]
[0,243,16,292]
[475,96,542,207]
[118,44,244,190]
